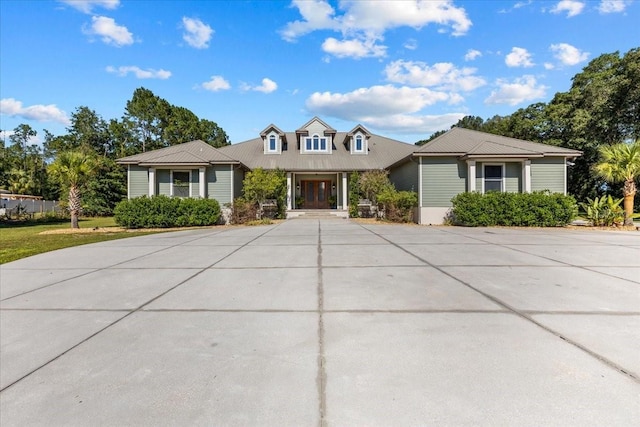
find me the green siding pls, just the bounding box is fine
[421,157,467,207]
[129,165,148,198]
[157,169,170,196]
[505,162,522,193]
[531,157,565,193]
[234,167,244,199]
[475,162,483,191]
[208,165,232,204]
[390,160,418,192]
[191,170,199,197]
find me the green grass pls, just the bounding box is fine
[0,217,170,264]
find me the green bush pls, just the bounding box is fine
[450,191,577,227]
[579,195,624,226]
[114,195,220,228]
[377,188,418,223]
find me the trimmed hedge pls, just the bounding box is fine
[114,195,221,228]
[449,191,577,227]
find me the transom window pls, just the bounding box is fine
[305,134,328,152]
[484,165,504,192]
[172,171,190,198]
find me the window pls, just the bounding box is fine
[355,135,363,151]
[484,165,503,192]
[304,134,329,153]
[269,135,276,151]
[172,171,190,197]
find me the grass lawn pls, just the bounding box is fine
[0,217,171,264]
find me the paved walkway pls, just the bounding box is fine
[1,219,639,426]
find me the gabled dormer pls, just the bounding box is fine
[346,124,371,155]
[260,124,286,155]
[296,116,336,154]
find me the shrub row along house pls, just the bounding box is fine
[116,117,581,224]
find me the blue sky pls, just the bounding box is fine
[1,0,638,146]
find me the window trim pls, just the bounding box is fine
[303,133,330,153]
[482,163,505,193]
[170,170,192,198]
[351,132,367,154]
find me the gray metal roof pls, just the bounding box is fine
[116,140,238,165]
[218,132,416,171]
[415,127,582,158]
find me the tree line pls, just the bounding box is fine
[1,87,229,216]
[417,48,639,206]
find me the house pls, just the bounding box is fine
[116,117,581,225]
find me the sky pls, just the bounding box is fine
[0,0,638,147]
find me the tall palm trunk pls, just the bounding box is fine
[623,179,636,226]
[69,185,81,229]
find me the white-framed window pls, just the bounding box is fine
[351,132,367,154]
[304,133,329,153]
[483,164,504,193]
[269,135,277,151]
[264,132,280,154]
[171,170,191,198]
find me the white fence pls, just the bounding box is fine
[0,199,61,217]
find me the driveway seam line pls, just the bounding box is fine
[317,220,328,427]
[358,223,640,384]
[0,223,282,393]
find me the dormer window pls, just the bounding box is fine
[303,133,330,153]
[351,132,367,154]
[264,132,281,154]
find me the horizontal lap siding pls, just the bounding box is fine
[390,160,419,192]
[190,170,199,198]
[531,157,565,193]
[505,162,522,193]
[129,166,148,198]
[421,158,466,207]
[208,165,232,205]
[234,168,244,199]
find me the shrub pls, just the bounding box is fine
[450,191,577,227]
[348,171,361,218]
[241,168,287,218]
[227,197,258,224]
[579,195,624,226]
[114,195,220,228]
[377,187,418,223]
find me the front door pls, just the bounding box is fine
[302,180,330,209]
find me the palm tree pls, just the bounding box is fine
[594,140,640,225]
[48,151,97,228]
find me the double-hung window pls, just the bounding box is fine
[484,165,504,192]
[355,135,363,151]
[269,135,277,151]
[172,171,190,198]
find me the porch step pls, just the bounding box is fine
[286,210,349,219]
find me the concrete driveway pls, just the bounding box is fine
[1,219,639,426]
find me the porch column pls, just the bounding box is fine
[286,172,292,210]
[148,168,156,196]
[467,160,476,192]
[199,167,206,198]
[523,160,531,193]
[342,172,348,211]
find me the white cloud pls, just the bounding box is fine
[550,43,589,65]
[321,36,386,58]
[106,65,171,79]
[464,49,482,61]
[306,85,454,119]
[550,0,585,17]
[241,78,278,94]
[544,62,555,70]
[363,113,467,134]
[281,0,471,59]
[505,47,534,67]
[384,60,486,92]
[403,38,418,50]
[83,15,133,46]
[59,0,119,14]
[0,98,71,125]
[201,75,231,92]
[182,17,213,49]
[598,0,631,13]
[485,75,547,106]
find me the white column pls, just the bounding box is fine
[467,160,476,192]
[286,172,292,210]
[523,160,531,193]
[342,172,348,211]
[148,168,155,196]
[199,167,206,198]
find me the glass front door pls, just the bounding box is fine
[302,180,330,209]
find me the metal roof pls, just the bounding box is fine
[116,140,238,165]
[217,132,416,171]
[415,127,582,157]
